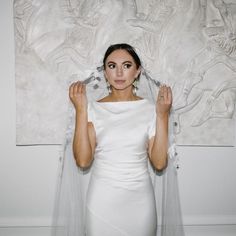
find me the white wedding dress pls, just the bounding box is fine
[85,99,157,236]
[51,73,185,236]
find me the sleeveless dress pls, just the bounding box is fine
[85,99,157,236]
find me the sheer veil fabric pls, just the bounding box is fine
[51,68,185,236]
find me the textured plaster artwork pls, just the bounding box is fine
[14,0,236,145]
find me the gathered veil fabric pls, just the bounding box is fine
[51,69,185,236]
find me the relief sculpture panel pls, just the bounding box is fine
[14,0,236,145]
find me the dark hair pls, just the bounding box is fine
[103,43,142,69]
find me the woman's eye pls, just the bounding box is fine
[124,64,132,69]
[108,64,115,69]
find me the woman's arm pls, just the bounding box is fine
[148,85,172,171]
[69,82,96,168]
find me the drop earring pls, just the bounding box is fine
[132,78,139,95]
[106,80,112,94]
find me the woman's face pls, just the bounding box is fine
[104,49,141,92]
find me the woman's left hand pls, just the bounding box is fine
[156,85,172,118]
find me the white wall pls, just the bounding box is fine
[178,146,236,225]
[0,0,59,227]
[1,0,236,235]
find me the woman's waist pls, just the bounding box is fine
[91,158,150,185]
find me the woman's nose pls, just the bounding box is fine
[116,66,123,76]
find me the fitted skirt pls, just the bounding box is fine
[85,174,157,236]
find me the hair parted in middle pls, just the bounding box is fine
[103,43,142,70]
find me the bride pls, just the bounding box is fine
[51,43,184,236]
[69,43,172,236]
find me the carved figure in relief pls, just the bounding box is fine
[45,0,103,73]
[14,0,236,145]
[127,1,174,62]
[45,0,140,74]
[192,79,236,126]
[14,0,38,51]
[174,0,236,129]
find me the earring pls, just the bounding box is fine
[132,78,139,95]
[106,80,112,94]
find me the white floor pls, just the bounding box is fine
[0,225,236,236]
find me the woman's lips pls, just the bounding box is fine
[114,80,126,84]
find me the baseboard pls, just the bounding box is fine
[0,226,51,236]
[184,224,236,236]
[0,225,236,236]
[183,215,236,225]
[0,218,51,227]
[1,215,236,227]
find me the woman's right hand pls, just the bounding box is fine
[69,81,88,113]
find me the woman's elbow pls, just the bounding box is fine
[155,162,167,172]
[74,154,93,169]
[151,155,168,172]
[76,159,93,169]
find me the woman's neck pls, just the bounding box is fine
[109,89,140,102]
[109,94,135,102]
[98,89,142,103]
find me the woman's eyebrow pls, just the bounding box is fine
[107,61,116,64]
[122,61,133,64]
[107,60,133,64]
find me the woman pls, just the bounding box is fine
[69,43,172,236]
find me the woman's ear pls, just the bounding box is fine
[135,66,141,79]
[103,68,107,79]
